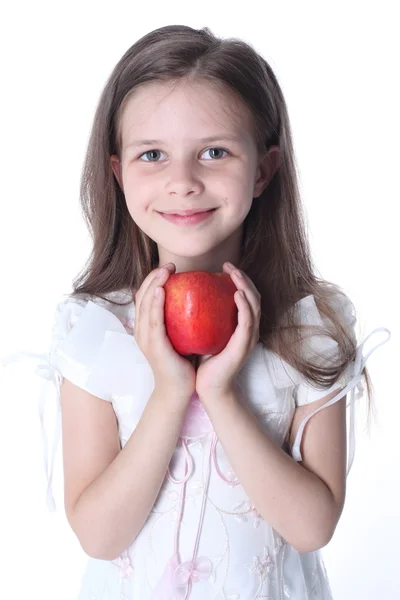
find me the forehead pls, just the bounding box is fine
[119,79,256,149]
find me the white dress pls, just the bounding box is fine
[1,288,391,600]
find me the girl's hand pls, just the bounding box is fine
[195,262,261,402]
[134,263,196,402]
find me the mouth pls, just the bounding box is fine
[157,208,218,226]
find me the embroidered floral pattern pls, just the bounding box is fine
[283,583,291,598]
[112,550,134,581]
[226,466,239,486]
[187,479,205,507]
[246,545,279,598]
[248,546,275,578]
[246,538,286,599]
[272,535,283,556]
[231,500,263,527]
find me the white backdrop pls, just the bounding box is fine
[0,1,398,598]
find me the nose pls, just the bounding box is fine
[165,158,204,197]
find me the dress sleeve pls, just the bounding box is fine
[49,296,127,401]
[1,293,142,512]
[1,296,89,512]
[289,293,391,475]
[37,295,143,511]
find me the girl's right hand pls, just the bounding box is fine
[133,263,196,403]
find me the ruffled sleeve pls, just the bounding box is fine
[1,295,87,511]
[51,297,151,399]
[286,293,391,475]
[41,294,146,510]
[49,296,131,401]
[1,291,142,513]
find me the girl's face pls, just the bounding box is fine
[110,79,277,271]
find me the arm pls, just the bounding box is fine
[195,262,347,554]
[201,386,347,553]
[63,379,190,561]
[64,264,196,561]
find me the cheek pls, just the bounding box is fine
[225,165,255,195]
[230,191,254,226]
[124,182,152,215]
[229,181,254,212]
[123,200,146,232]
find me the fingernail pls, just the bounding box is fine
[226,262,235,270]
[156,267,164,277]
[234,269,243,278]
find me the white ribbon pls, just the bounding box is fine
[291,327,391,474]
[1,351,62,511]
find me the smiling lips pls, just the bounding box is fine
[158,208,217,226]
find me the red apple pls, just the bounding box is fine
[164,271,238,356]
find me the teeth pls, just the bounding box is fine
[175,212,204,216]
[161,208,216,217]
[179,209,213,216]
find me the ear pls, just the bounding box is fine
[110,155,124,191]
[253,145,280,198]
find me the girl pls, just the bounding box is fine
[2,24,391,600]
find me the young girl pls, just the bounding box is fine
[2,24,391,600]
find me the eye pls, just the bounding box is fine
[138,150,165,162]
[139,148,229,162]
[201,147,229,160]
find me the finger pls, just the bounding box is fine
[135,263,175,324]
[208,291,253,368]
[135,263,175,312]
[137,264,177,347]
[238,284,261,328]
[135,263,174,308]
[134,269,158,318]
[223,262,260,298]
[238,290,261,348]
[150,284,183,360]
[234,290,254,338]
[149,284,167,345]
[220,291,253,352]
[223,263,261,322]
[139,266,172,329]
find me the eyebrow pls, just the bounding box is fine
[126,135,243,148]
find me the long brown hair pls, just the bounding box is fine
[72,24,373,410]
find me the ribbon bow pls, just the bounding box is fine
[174,556,213,588]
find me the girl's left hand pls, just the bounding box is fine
[195,262,261,402]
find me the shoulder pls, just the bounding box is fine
[49,288,137,401]
[52,288,135,340]
[254,290,357,394]
[323,288,357,332]
[293,289,356,330]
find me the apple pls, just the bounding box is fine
[164,271,238,356]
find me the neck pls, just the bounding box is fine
[157,227,243,273]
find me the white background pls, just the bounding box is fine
[0,1,398,598]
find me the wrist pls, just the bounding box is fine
[152,384,194,410]
[197,384,239,407]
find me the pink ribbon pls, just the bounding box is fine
[174,556,213,587]
[150,555,212,599]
